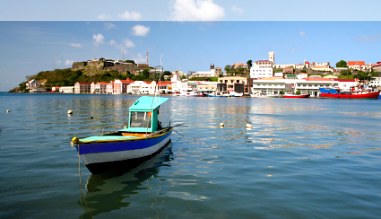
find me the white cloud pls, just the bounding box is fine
[104,22,116,30]
[69,43,82,48]
[124,39,135,48]
[231,5,244,15]
[133,53,147,64]
[356,33,381,43]
[109,39,117,46]
[112,39,135,55]
[118,10,142,20]
[65,60,74,66]
[132,25,150,37]
[93,33,104,46]
[97,14,112,20]
[171,0,225,21]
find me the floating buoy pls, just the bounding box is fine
[67,109,73,115]
[219,122,224,128]
[246,123,253,128]
[71,137,79,145]
[6,109,10,113]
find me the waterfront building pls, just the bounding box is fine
[26,79,45,93]
[251,78,340,97]
[369,73,381,88]
[92,82,108,94]
[171,79,194,95]
[336,79,359,92]
[127,81,156,95]
[58,86,74,93]
[113,78,135,94]
[140,81,156,95]
[113,80,123,95]
[74,82,91,94]
[196,81,218,93]
[250,60,274,79]
[218,76,249,94]
[158,81,172,94]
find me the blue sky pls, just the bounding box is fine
[1,0,381,91]
[1,0,381,21]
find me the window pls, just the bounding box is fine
[130,112,151,128]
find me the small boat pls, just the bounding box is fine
[283,93,310,98]
[229,91,244,97]
[319,88,380,99]
[71,96,173,174]
[207,91,232,97]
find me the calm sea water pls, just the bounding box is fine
[0,93,381,219]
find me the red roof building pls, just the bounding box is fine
[347,61,366,71]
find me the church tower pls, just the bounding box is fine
[268,51,275,63]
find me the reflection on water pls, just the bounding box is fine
[1,94,381,219]
[79,144,173,218]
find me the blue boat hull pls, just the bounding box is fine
[74,129,172,174]
[84,140,172,174]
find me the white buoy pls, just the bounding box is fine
[67,109,73,115]
[6,109,10,113]
[246,123,253,128]
[219,122,224,128]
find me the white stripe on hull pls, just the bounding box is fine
[80,135,171,165]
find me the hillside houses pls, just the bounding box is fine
[24,52,381,95]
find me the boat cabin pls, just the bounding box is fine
[120,96,168,133]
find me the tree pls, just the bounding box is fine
[338,70,353,79]
[247,60,253,70]
[336,60,347,68]
[125,60,136,64]
[224,65,232,76]
[141,69,150,79]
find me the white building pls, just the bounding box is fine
[251,78,345,97]
[250,60,274,79]
[190,65,217,78]
[336,79,359,92]
[92,82,108,94]
[127,81,157,95]
[369,76,381,87]
[196,81,218,92]
[26,79,45,93]
[59,86,74,93]
[310,62,333,72]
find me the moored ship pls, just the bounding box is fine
[319,87,380,99]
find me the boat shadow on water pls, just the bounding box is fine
[78,143,173,218]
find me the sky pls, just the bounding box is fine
[1,0,381,91]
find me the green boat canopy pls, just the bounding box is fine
[119,96,169,133]
[129,96,169,111]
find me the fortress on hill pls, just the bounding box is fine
[71,58,149,76]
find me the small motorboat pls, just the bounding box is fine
[283,93,310,98]
[71,96,172,174]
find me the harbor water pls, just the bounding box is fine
[0,93,380,218]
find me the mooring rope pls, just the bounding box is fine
[77,145,93,218]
